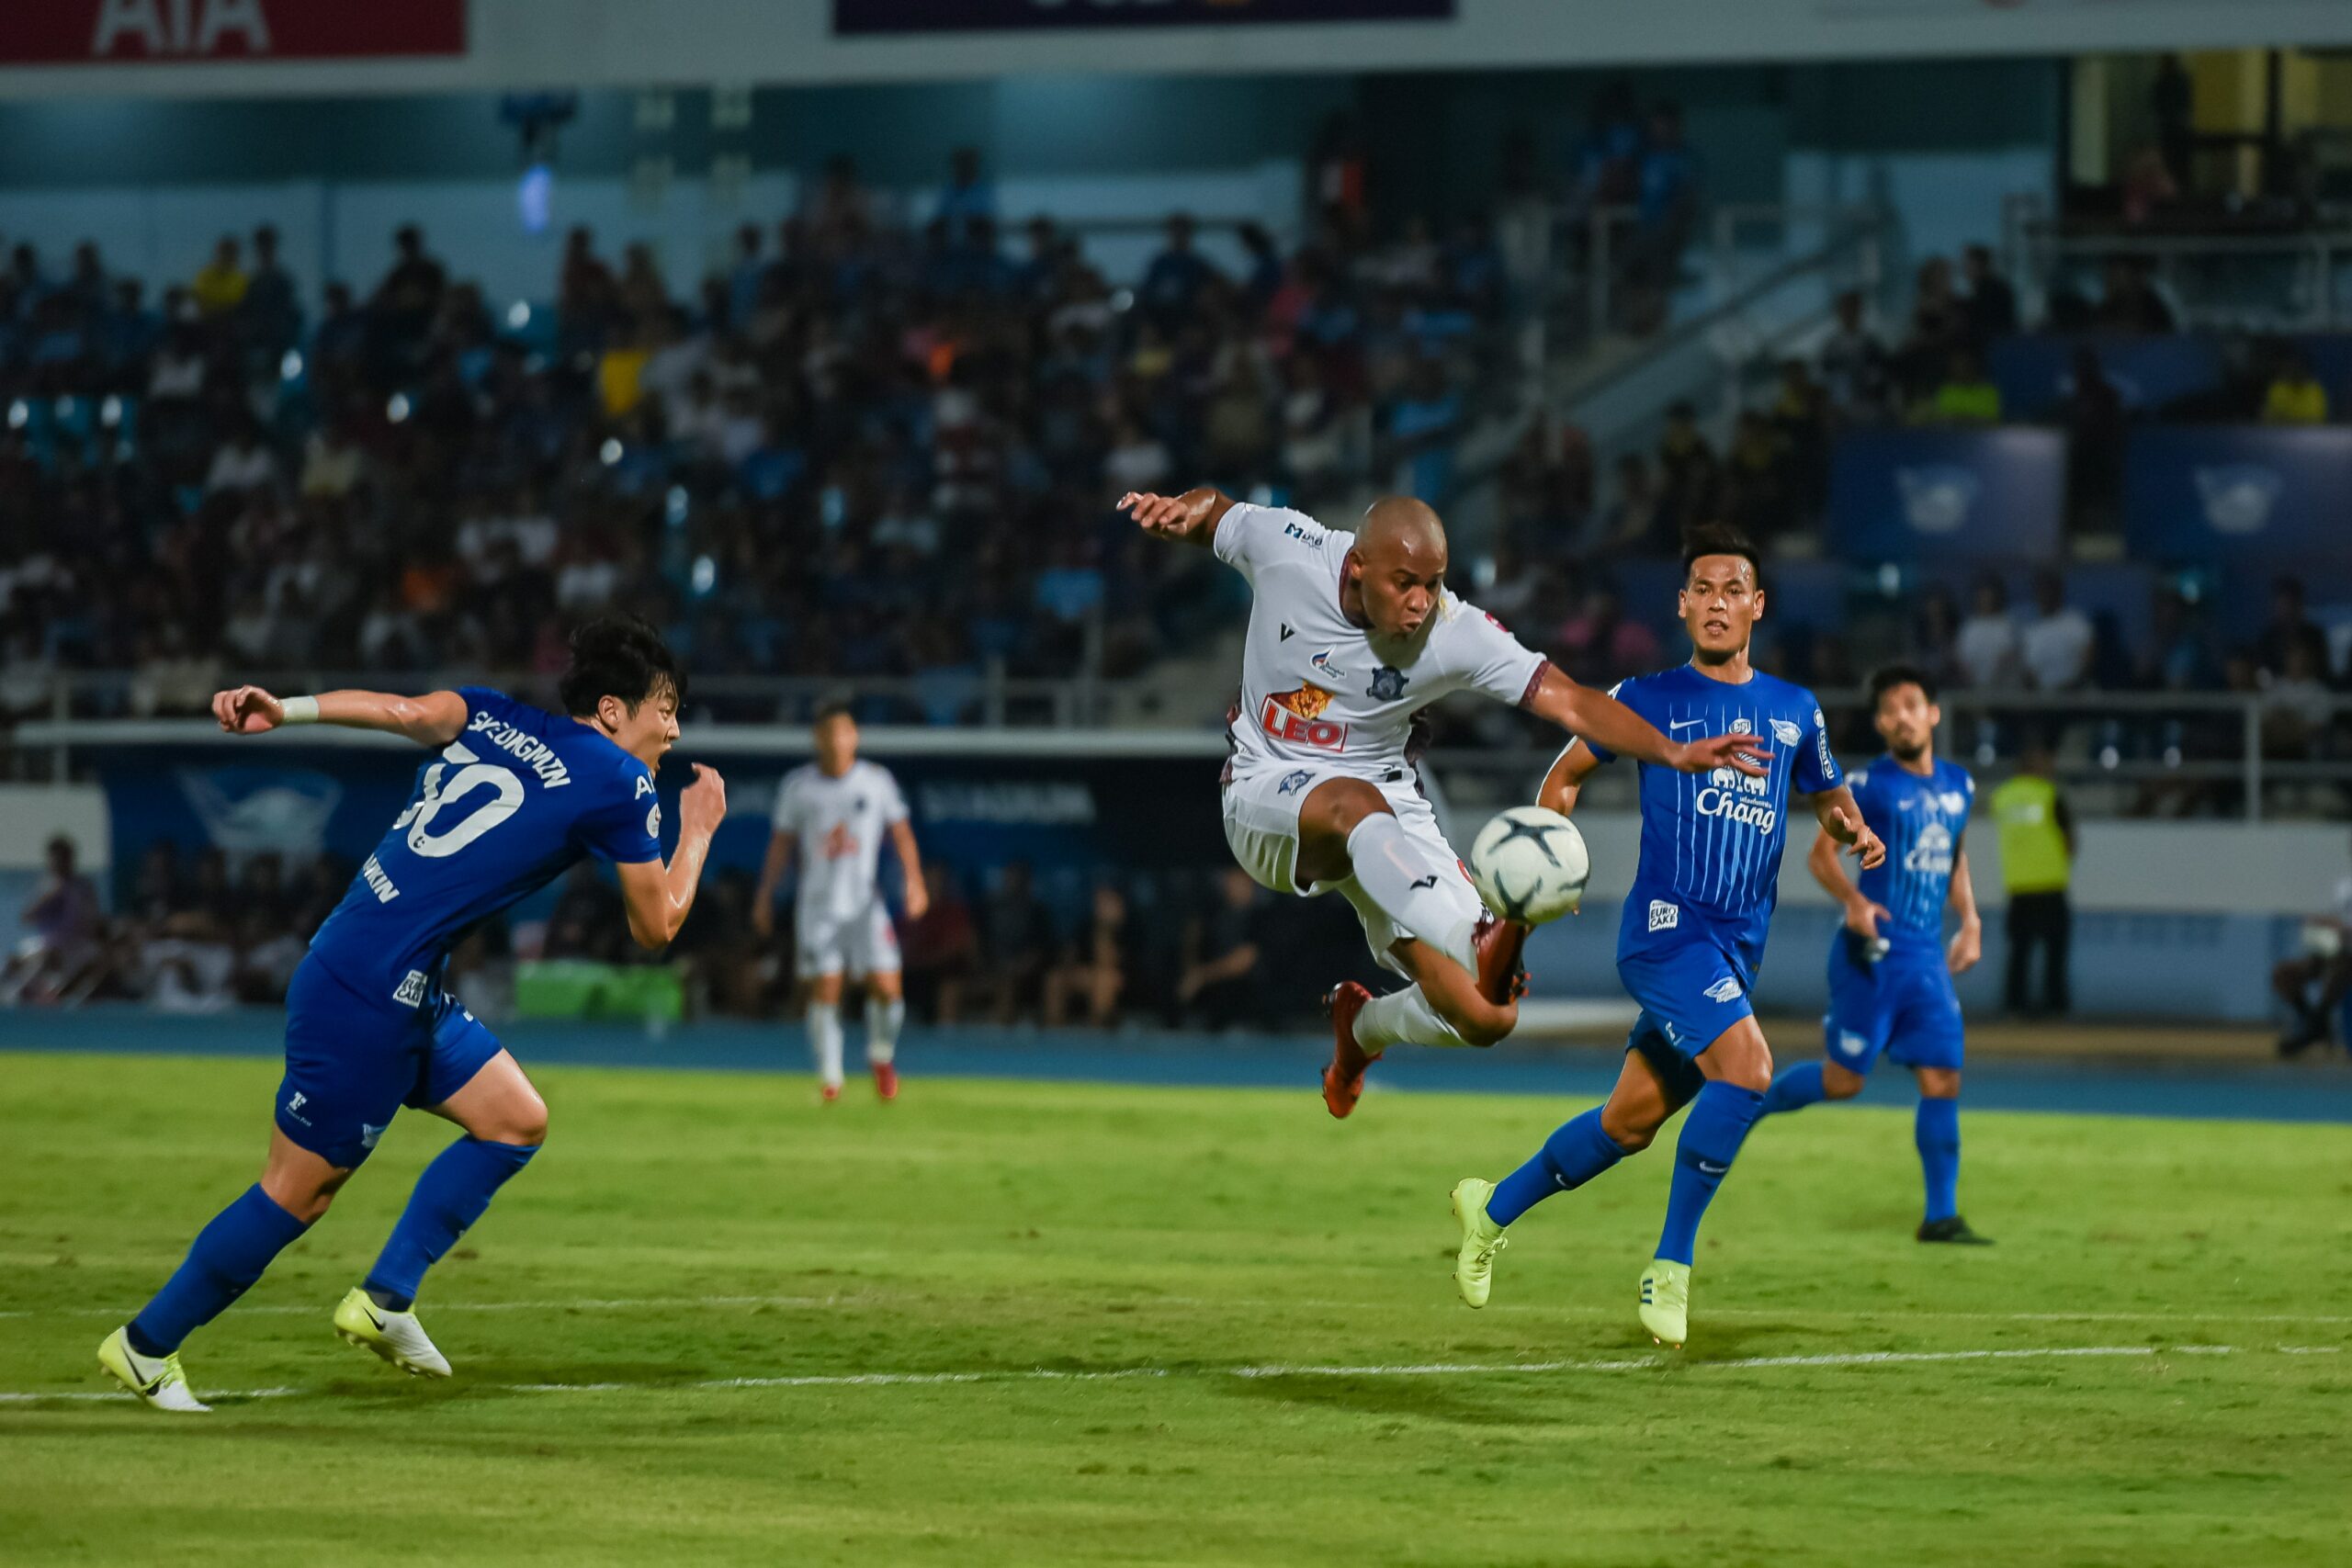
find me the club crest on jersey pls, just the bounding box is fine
[1276,769,1313,795]
[1940,790,1967,816]
[1366,665,1409,702]
[1260,684,1348,751]
[1770,718,1802,746]
[1309,649,1347,680]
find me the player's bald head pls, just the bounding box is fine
[1356,496,1447,570]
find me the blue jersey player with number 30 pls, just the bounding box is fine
[1754,663,1992,1246]
[98,615,727,1414]
[1446,528,1885,1348]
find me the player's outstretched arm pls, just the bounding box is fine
[617,763,727,950]
[1117,487,1235,549]
[1536,736,1604,818]
[890,819,929,921]
[1522,667,1769,778]
[1810,786,1887,870]
[1946,845,1984,974]
[751,829,796,939]
[212,685,469,746]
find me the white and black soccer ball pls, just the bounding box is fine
[1466,807,1589,925]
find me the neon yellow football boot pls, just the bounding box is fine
[333,1287,453,1378]
[1637,1258,1690,1348]
[97,1326,209,1415]
[1449,1178,1510,1309]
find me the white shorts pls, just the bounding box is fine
[1221,762,1483,978]
[795,903,901,981]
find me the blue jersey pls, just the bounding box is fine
[1845,754,1974,958]
[306,687,662,1009]
[1579,664,1841,979]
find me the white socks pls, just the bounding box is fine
[1352,985,1475,1055]
[808,1001,844,1089]
[1345,812,1478,973]
[865,995,904,1066]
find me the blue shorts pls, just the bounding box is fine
[1823,936,1964,1075]
[274,955,504,1169]
[1617,933,1757,1060]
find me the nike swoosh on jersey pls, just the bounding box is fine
[1668,718,1703,730]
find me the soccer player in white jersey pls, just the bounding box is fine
[754,703,928,1102]
[1121,487,1767,1115]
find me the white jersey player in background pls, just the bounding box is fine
[754,703,929,1102]
[1122,487,1767,1117]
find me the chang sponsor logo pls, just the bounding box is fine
[1905,821,1955,877]
[1695,761,1776,833]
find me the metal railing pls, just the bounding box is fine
[10,674,2351,823]
[2007,204,2352,332]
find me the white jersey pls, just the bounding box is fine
[1215,502,1548,782]
[772,760,909,922]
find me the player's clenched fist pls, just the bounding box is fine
[212,685,286,734]
[680,763,727,839]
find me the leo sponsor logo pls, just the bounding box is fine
[1260,684,1349,751]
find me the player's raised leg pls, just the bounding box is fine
[342,1043,547,1376]
[102,1127,347,1413]
[1451,1045,1676,1308]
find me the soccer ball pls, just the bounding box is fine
[1467,807,1589,925]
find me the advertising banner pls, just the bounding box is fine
[0,2,466,65]
[1986,334,2226,420]
[834,0,1452,34]
[1826,427,2067,563]
[2122,426,2352,564]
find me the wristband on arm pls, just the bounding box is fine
[278,695,321,725]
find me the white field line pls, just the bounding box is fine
[1,1341,2337,1408]
[7,1291,2352,1326]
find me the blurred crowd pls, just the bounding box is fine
[0,147,1515,725]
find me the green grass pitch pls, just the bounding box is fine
[3,1049,2349,1565]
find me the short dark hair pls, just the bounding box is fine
[1869,663,1937,706]
[557,614,684,718]
[812,699,854,728]
[1680,525,1763,590]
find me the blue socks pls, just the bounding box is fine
[365,1137,538,1311]
[129,1185,311,1356]
[1656,1081,1765,1266]
[1916,1097,1961,1224]
[1759,1060,1826,1116]
[1487,1110,1628,1226]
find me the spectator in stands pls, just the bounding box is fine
[934,147,996,244]
[2096,256,2176,334]
[1960,244,2018,349]
[1928,347,2002,425]
[1179,868,1278,1032]
[1723,410,1794,541]
[1551,583,1661,689]
[1818,288,1891,421]
[1654,400,1718,536]
[2065,344,2126,531]
[1385,355,1464,505]
[2272,834,2352,1056]
[1043,884,1130,1030]
[2120,146,2179,228]
[3,836,105,1005]
[2255,576,2330,682]
[2020,569,2094,692]
[1909,582,1962,691]
[1770,357,1829,515]
[2262,346,2330,425]
[2259,641,2335,765]
[1898,257,1963,400]
[1623,100,1702,334]
[2153,56,2195,189]
[973,860,1055,1026]
[189,235,247,320]
[1993,739,2075,1017]
[369,223,447,355]
[903,863,978,1024]
[1139,213,1217,331]
[242,224,299,355]
[1956,572,2020,690]
[1590,452,1666,558]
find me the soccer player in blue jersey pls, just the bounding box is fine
[98,615,727,1414]
[1447,527,1884,1347]
[1755,663,1991,1245]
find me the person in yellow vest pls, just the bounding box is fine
[1990,739,2075,1016]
